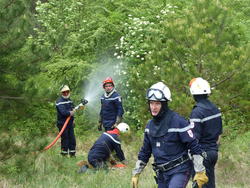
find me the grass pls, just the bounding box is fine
[0,130,249,188]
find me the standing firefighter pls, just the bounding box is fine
[99,77,124,131]
[131,82,208,188]
[78,123,130,173]
[56,85,76,157]
[189,78,223,188]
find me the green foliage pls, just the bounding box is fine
[116,0,249,129]
[1,0,249,186]
[0,0,36,102]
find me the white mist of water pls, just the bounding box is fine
[82,61,123,114]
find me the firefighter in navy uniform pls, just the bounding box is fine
[189,78,223,188]
[99,77,124,131]
[78,123,129,173]
[131,82,208,188]
[56,85,76,157]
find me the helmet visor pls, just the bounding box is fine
[146,88,166,101]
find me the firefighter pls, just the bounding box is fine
[99,77,124,131]
[78,123,129,173]
[189,78,223,188]
[131,82,208,188]
[55,85,76,157]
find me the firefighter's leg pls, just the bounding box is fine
[157,172,168,188]
[68,124,76,157]
[59,125,69,156]
[168,172,190,188]
[202,150,218,188]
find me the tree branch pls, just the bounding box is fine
[0,96,24,100]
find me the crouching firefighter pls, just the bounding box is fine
[78,123,130,173]
[131,82,208,188]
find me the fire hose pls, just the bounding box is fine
[43,116,71,151]
[43,99,88,151]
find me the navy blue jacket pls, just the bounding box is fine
[190,99,222,151]
[56,96,74,126]
[88,131,125,162]
[138,111,203,174]
[100,90,124,129]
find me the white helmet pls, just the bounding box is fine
[117,123,130,133]
[146,82,172,101]
[60,85,70,92]
[189,77,211,95]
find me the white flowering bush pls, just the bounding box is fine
[114,4,179,63]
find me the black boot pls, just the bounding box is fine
[69,152,76,158]
[61,150,68,157]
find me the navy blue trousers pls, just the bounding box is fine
[157,171,190,188]
[57,123,76,155]
[203,150,218,188]
[88,157,108,169]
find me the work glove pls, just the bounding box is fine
[69,110,75,116]
[133,160,146,175]
[98,122,103,131]
[193,171,208,188]
[192,154,206,173]
[131,174,140,188]
[112,116,122,129]
[131,160,146,188]
[116,116,122,124]
[192,154,208,188]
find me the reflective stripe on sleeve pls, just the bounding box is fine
[190,113,221,123]
[168,122,194,133]
[56,101,73,106]
[101,96,121,101]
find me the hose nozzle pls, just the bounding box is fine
[81,98,88,105]
[74,99,88,111]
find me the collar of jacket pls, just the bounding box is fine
[104,88,116,98]
[195,99,214,110]
[149,109,174,137]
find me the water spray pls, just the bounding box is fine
[82,61,124,112]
